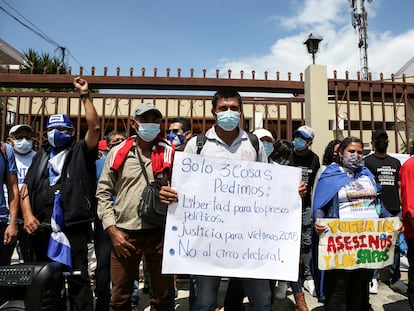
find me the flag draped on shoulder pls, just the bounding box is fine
[312,163,378,212]
[47,190,72,271]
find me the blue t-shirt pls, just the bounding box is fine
[96,155,106,181]
[0,144,18,221]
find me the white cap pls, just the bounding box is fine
[9,124,33,136]
[253,129,275,142]
[294,125,315,139]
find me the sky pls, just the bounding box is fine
[1,0,414,82]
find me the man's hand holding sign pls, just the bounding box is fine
[162,152,303,281]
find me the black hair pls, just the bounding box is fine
[212,89,242,111]
[270,139,293,162]
[337,136,363,162]
[322,139,341,165]
[105,130,127,145]
[170,117,192,132]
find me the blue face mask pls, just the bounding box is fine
[216,111,240,131]
[137,123,160,142]
[262,141,274,156]
[167,132,185,149]
[293,137,308,151]
[47,129,72,147]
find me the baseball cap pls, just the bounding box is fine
[134,103,162,118]
[9,124,33,136]
[372,129,388,140]
[253,129,275,142]
[98,140,109,151]
[46,114,74,129]
[294,125,315,139]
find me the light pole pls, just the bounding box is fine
[304,33,323,64]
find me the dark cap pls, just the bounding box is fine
[47,114,74,129]
[372,129,388,140]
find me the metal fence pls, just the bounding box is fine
[1,67,414,153]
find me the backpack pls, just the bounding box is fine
[196,132,259,155]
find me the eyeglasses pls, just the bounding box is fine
[165,129,181,135]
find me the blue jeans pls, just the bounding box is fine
[371,219,402,283]
[302,206,313,280]
[389,232,402,283]
[291,280,303,294]
[131,280,140,307]
[191,276,271,311]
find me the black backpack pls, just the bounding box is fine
[196,132,259,155]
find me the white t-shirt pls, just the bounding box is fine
[338,174,379,219]
[3,149,36,207]
[15,150,36,190]
[184,126,268,163]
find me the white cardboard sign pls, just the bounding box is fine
[162,152,302,281]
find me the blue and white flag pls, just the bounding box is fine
[47,190,72,271]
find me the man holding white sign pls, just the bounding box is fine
[161,89,305,311]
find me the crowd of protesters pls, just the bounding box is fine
[0,77,412,311]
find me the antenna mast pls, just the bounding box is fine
[349,0,372,80]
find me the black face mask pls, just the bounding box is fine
[109,140,123,149]
[375,141,388,153]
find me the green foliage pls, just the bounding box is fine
[22,48,67,74]
[17,49,72,92]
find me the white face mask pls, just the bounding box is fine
[13,138,33,154]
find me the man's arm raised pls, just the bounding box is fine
[73,77,100,151]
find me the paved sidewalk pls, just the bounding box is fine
[10,247,411,310]
[134,273,410,311]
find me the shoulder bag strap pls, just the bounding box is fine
[134,146,150,185]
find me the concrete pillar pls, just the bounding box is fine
[304,64,331,159]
